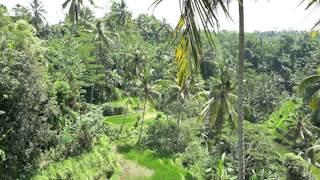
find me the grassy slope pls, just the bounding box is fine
[105,97,157,125]
[262,101,320,178]
[107,98,195,180]
[32,136,123,180]
[116,141,196,180]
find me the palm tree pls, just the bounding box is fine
[79,6,95,26]
[283,110,319,144]
[197,63,239,156]
[164,77,201,152]
[136,68,161,144]
[82,18,117,103]
[308,143,320,170]
[253,85,279,115]
[110,0,132,74]
[298,67,320,114]
[120,96,133,133]
[238,1,245,178]
[300,0,320,35]
[125,43,148,81]
[107,69,124,101]
[258,61,269,75]
[29,0,47,31]
[149,0,247,178]
[0,4,9,27]
[62,0,95,67]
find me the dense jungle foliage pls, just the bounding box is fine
[1,0,320,179]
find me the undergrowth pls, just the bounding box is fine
[32,136,123,180]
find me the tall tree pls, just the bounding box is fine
[136,68,161,144]
[163,77,200,152]
[238,0,245,179]
[110,0,132,74]
[150,0,231,85]
[197,63,239,156]
[283,110,319,145]
[150,0,249,176]
[29,0,47,30]
[125,43,148,81]
[62,0,95,67]
[82,18,117,103]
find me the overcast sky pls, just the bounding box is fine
[2,0,319,32]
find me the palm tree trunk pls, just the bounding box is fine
[120,101,129,133]
[238,1,245,179]
[65,20,75,67]
[176,112,183,153]
[170,104,182,152]
[90,84,95,104]
[137,94,147,144]
[217,125,223,157]
[116,24,124,74]
[90,47,99,104]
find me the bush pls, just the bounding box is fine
[103,103,125,116]
[103,103,114,116]
[155,112,163,120]
[32,136,123,180]
[54,80,71,106]
[142,120,175,153]
[283,153,314,180]
[113,105,125,115]
[174,140,210,178]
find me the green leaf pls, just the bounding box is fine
[0,150,5,161]
[9,42,14,50]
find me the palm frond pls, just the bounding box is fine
[298,75,320,93]
[151,0,231,86]
[309,89,320,111]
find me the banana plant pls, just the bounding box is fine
[205,153,237,180]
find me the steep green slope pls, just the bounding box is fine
[116,141,196,180]
[32,136,123,180]
[263,101,320,178]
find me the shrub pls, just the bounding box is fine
[54,80,71,106]
[103,103,125,116]
[113,104,125,115]
[174,140,210,178]
[103,103,114,116]
[155,112,163,120]
[283,153,314,180]
[32,136,123,180]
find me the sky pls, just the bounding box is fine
[2,0,320,32]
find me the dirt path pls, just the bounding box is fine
[119,160,129,180]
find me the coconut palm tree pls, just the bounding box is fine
[283,110,320,144]
[298,67,320,115]
[197,63,239,156]
[125,43,148,81]
[107,69,124,101]
[300,0,320,34]
[110,0,132,74]
[163,76,203,152]
[150,0,247,178]
[258,61,269,75]
[62,0,95,67]
[29,0,47,31]
[238,1,245,178]
[82,18,118,103]
[253,85,279,115]
[136,68,161,144]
